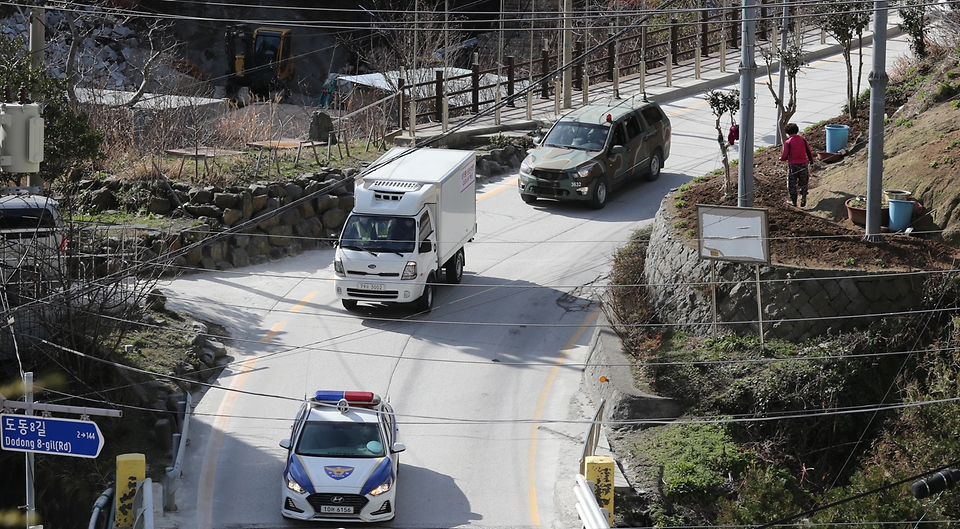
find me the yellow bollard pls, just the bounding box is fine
[585,455,615,526]
[115,453,145,528]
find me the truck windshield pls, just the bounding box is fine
[340,215,416,254]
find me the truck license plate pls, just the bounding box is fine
[357,283,384,291]
[320,505,354,514]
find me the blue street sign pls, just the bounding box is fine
[1,414,104,458]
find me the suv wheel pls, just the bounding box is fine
[342,299,358,311]
[589,177,609,209]
[646,150,663,181]
[521,194,538,204]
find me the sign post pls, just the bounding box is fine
[1,414,105,458]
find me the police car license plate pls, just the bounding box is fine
[321,505,354,514]
[357,283,384,291]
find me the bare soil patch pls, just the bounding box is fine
[672,113,960,271]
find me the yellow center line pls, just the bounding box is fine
[290,291,316,313]
[528,309,600,526]
[261,321,286,343]
[479,176,519,201]
[198,355,258,529]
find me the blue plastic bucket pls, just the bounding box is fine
[825,124,850,153]
[888,199,913,231]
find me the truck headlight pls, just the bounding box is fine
[577,163,596,179]
[520,156,534,176]
[401,261,417,280]
[334,257,344,277]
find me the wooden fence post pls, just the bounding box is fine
[434,69,443,122]
[397,78,405,130]
[670,18,679,65]
[574,40,584,90]
[607,33,615,81]
[700,5,710,56]
[541,46,550,99]
[471,52,480,113]
[506,55,515,106]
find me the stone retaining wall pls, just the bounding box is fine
[644,198,926,342]
[69,145,525,272]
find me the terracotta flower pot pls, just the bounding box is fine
[845,198,888,227]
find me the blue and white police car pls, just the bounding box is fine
[280,390,405,522]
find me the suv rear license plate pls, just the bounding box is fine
[320,505,354,514]
[357,283,384,291]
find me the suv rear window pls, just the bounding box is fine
[641,105,666,126]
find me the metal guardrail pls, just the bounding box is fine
[133,477,154,529]
[164,391,192,512]
[576,399,610,529]
[579,398,605,475]
[87,487,112,529]
[574,474,611,529]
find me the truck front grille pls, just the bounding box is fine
[346,289,399,300]
[346,270,400,277]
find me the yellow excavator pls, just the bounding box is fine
[225,24,295,99]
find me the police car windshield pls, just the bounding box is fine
[296,421,385,458]
[340,215,416,253]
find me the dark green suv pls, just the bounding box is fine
[518,98,671,209]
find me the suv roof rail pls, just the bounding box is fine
[0,186,41,195]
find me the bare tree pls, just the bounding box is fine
[705,88,739,199]
[815,2,871,119]
[761,43,805,145]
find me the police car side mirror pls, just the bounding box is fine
[391,441,406,453]
[280,439,291,449]
[419,240,432,253]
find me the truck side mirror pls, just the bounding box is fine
[419,240,432,253]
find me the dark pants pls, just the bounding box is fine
[787,164,809,205]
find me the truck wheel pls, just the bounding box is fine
[342,299,358,311]
[416,273,436,312]
[521,194,538,204]
[646,149,663,181]
[589,177,609,209]
[445,249,464,284]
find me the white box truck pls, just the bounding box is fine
[334,147,477,312]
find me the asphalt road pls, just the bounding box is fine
[157,33,910,529]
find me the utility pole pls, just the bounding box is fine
[25,372,36,527]
[864,0,888,241]
[28,5,44,190]
[562,0,572,108]
[738,0,757,207]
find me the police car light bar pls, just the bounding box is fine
[312,390,380,406]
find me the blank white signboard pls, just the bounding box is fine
[697,205,770,264]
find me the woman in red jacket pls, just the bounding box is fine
[780,123,814,207]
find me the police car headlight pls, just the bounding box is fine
[577,163,597,179]
[334,257,344,277]
[369,478,393,496]
[286,474,307,495]
[520,156,534,176]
